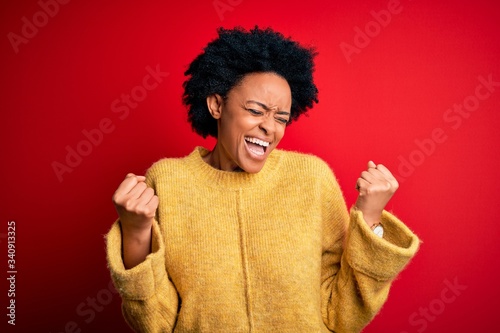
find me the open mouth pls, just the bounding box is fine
[244,137,270,156]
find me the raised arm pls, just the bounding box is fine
[321,161,420,332]
[106,171,179,332]
[112,173,157,269]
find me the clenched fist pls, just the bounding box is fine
[112,173,159,269]
[354,161,399,228]
[112,173,159,232]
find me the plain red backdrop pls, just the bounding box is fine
[1,0,499,332]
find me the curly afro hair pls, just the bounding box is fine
[182,26,319,138]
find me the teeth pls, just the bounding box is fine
[245,137,270,147]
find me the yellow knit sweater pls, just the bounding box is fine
[106,147,420,333]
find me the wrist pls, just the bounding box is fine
[364,215,382,228]
[120,220,153,242]
[353,207,382,228]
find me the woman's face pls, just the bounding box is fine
[207,72,292,173]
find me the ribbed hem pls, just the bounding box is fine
[183,146,283,189]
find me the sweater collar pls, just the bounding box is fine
[185,146,282,189]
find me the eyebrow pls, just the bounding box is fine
[246,100,290,115]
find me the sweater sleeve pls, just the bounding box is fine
[320,165,420,333]
[105,165,179,332]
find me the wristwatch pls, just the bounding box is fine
[371,224,384,238]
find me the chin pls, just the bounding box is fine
[239,145,275,173]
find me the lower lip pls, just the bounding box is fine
[244,140,267,160]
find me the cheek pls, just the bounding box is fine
[230,115,260,135]
[219,119,245,149]
[276,125,287,141]
[219,115,238,137]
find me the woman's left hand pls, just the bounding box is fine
[354,161,399,227]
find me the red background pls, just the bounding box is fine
[2,0,499,332]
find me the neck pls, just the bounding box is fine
[202,143,243,172]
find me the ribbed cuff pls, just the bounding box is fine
[345,209,420,281]
[106,219,167,300]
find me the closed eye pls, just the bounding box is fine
[247,108,264,116]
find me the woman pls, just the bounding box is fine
[106,27,420,333]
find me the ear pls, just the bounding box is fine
[206,94,224,120]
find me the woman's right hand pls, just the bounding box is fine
[112,173,159,268]
[112,173,159,233]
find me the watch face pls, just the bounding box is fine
[373,225,384,238]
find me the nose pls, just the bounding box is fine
[258,112,275,136]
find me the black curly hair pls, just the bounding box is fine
[182,26,319,138]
